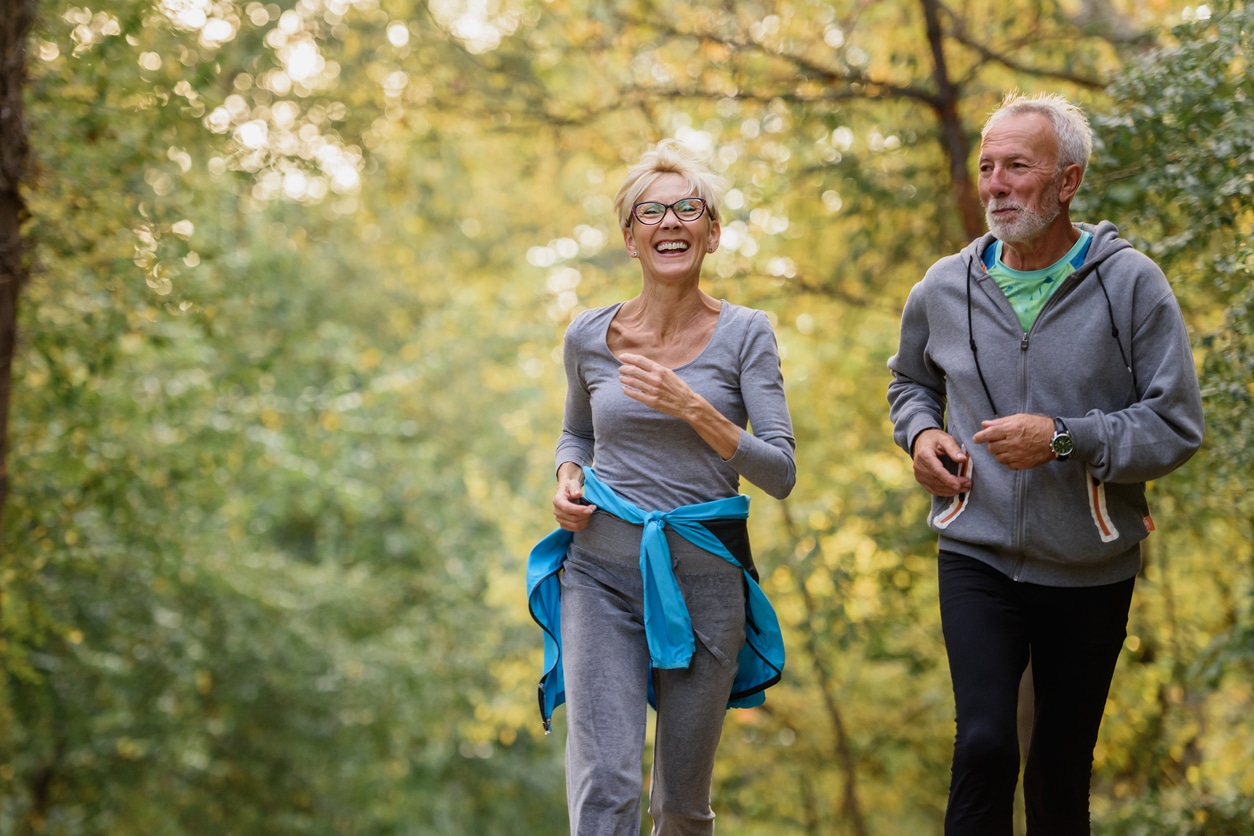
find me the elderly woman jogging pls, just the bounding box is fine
[527,138,796,836]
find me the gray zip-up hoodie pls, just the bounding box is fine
[887,221,1204,586]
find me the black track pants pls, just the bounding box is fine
[938,551,1135,836]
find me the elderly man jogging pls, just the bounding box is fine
[887,91,1204,834]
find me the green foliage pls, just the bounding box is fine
[4,0,568,830]
[1082,3,1254,830]
[3,0,1251,832]
[1089,0,1254,492]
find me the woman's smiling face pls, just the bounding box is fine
[624,172,720,282]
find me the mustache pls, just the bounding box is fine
[985,199,1025,212]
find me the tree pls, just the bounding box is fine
[5,0,1249,832]
[1080,3,1254,829]
[0,0,34,525]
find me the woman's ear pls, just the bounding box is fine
[706,220,721,253]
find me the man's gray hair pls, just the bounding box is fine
[982,91,1093,174]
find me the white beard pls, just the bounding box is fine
[985,198,1060,243]
[984,175,1063,243]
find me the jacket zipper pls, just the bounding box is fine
[1007,268,1080,580]
[1011,330,1031,580]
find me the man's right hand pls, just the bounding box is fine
[911,428,972,497]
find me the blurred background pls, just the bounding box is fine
[1,0,1251,832]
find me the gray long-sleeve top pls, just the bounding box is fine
[556,300,796,512]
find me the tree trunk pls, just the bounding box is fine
[920,0,984,241]
[0,0,34,528]
[781,502,870,836]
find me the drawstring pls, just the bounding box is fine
[966,254,1136,417]
[966,257,1000,417]
[1093,265,1138,394]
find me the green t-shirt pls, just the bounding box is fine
[988,230,1093,333]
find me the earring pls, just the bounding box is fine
[630,251,638,258]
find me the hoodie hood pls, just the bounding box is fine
[958,221,1135,280]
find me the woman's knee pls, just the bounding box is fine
[647,796,714,836]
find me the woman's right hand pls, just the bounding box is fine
[553,463,596,532]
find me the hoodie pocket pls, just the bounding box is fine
[1086,469,1120,544]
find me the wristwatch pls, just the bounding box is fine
[1049,418,1074,461]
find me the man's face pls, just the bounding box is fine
[978,112,1064,244]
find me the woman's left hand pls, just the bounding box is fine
[618,353,696,420]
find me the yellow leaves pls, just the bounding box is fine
[769,564,792,591]
[57,83,104,102]
[498,408,535,447]
[847,575,882,621]
[803,570,835,598]
[806,509,829,531]
[462,461,490,503]
[866,452,909,488]
[818,525,878,571]
[8,0,1246,826]
[699,40,731,65]
[116,738,145,760]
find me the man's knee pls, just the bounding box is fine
[954,718,1020,778]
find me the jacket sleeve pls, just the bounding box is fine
[1067,266,1204,484]
[887,278,947,456]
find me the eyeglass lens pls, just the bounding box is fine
[633,198,706,224]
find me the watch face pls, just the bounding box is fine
[1052,434,1074,457]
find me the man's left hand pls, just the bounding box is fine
[972,414,1056,470]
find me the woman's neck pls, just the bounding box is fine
[621,286,717,339]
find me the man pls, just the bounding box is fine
[887,91,1204,834]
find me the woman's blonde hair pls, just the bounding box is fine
[612,139,729,230]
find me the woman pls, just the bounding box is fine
[527,138,796,835]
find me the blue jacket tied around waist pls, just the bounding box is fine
[526,467,786,732]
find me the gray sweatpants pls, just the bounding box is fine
[561,512,746,836]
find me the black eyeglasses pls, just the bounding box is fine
[631,198,708,225]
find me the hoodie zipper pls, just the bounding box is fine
[1007,265,1087,580]
[1011,330,1031,580]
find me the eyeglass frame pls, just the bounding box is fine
[630,197,710,226]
